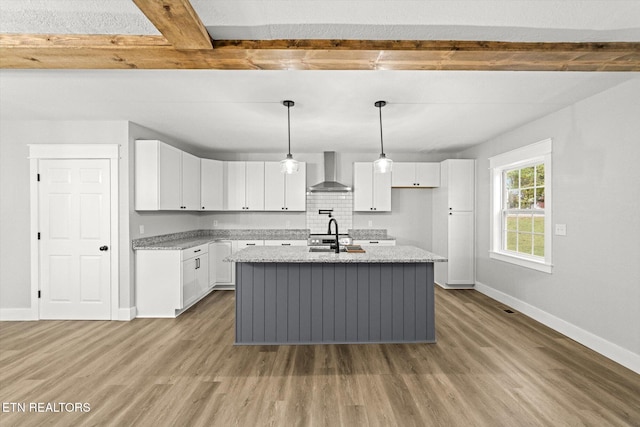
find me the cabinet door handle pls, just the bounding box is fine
[194,249,201,253]
[282,243,291,246]
[370,241,379,244]
[246,243,255,246]
[195,258,200,269]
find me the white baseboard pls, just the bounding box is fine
[475,281,640,375]
[118,306,137,321]
[0,308,38,321]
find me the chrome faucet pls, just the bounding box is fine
[327,218,340,254]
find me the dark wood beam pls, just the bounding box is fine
[1,35,639,71]
[132,0,212,50]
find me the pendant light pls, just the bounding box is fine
[280,100,299,174]
[373,100,393,173]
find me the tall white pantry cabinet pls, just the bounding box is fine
[432,159,475,288]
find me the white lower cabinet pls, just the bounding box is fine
[136,244,210,317]
[352,239,396,246]
[210,241,234,289]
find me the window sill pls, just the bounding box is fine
[489,251,552,274]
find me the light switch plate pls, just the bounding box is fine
[139,225,145,234]
[213,220,218,227]
[555,224,567,236]
[368,220,373,227]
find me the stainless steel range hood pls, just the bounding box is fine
[307,151,352,193]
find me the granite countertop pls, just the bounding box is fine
[225,245,447,264]
[132,229,310,250]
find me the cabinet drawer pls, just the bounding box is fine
[181,243,209,261]
[264,240,307,246]
[352,239,396,246]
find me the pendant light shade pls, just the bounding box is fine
[373,100,392,173]
[280,100,299,174]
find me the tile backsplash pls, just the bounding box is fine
[306,192,353,234]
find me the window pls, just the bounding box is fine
[489,139,552,273]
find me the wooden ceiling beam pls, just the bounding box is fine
[132,0,212,50]
[1,35,639,71]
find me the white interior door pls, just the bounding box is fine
[39,159,111,319]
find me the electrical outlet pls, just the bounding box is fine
[139,225,144,234]
[213,220,218,227]
[286,220,291,228]
[368,220,373,227]
[555,224,567,236]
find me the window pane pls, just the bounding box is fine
[520,188,535,209]
[506,231,517,251]
[517,233,532,254]
[520,166,534,188]
[508,190,520,209]
[535,187,545,209]
[533,234,545,257]
[533,215,544,233]
[536,164,544,186]
[518,214,532,232]
[506,214,517,231]
[506,169,519,189]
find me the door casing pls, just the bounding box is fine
[29,144,119,320]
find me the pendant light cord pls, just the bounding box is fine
[287,103,292,156]
[378,103,385,156]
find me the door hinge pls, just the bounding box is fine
[37,173,40,182]
[38,291,41,299]
[37,232,41,240]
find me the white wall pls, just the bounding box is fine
[0,120,129,310]
[459,78,640,371]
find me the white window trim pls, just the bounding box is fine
[489,138,553,274]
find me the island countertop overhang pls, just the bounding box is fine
[225,245,447,264]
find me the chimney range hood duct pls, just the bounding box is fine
[308,152,352,192]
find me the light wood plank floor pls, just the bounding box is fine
[1,287,639,426]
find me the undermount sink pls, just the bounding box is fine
[308,247,346,253]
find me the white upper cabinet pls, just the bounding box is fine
[392,162,440,187]
[181,151,201,210]
[442,159,475,212]
[157,142,182,210]
[135,139,201,211]
[264,161,307,211]
[353,162,391,211]
[200,159,223,211]
[224,161,265,211]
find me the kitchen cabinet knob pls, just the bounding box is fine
[99,245,109,251]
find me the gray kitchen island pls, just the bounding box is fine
[225,245,447,345]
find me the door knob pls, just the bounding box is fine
[99,246,109,251]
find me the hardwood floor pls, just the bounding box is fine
[1,287,638,426]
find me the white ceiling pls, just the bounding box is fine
[1,1,639,155]
[2,70,636,154]
[1,0,639,41]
